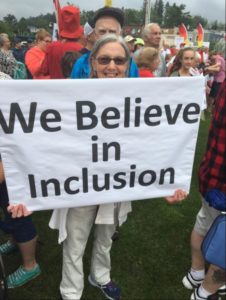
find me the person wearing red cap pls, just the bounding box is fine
[41,5,83,79]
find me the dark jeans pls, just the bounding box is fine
[0,181,36,243]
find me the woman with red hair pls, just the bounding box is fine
[25,29,52,79]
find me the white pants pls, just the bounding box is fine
[60,205,117,300]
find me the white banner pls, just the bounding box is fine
[0,77,205,211]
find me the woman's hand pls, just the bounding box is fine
[7,204,32,218]
[165,189,187,204]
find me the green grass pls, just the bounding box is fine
[1,112,224,300]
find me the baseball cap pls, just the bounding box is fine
[124,35,136,43]
[93,7,124,27]
[135,38,144,46]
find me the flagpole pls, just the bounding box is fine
[144,0,151,25]
[53,0,62,39]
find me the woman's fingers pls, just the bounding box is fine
[7,204,32,218]
[165,189,188,204]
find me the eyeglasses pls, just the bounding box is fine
[95,56,128,65]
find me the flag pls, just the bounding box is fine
[179,23,189,46]
[104,0,112,7]
[53,0,62,35]
[197,23,204,48]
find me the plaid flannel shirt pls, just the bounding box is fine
[199,80,226,196]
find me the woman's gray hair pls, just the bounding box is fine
[90,34,130,78]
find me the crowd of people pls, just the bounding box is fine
[0,4,225,300]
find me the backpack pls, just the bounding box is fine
[205,189,226,212]
[201,214,226,270]
[0,254,8,300]
[13,61,27,80]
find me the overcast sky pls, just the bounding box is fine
[0,0,225,23]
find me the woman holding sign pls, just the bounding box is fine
[57,34,133,300]
[51,35,187,300]
[8,35,187,300]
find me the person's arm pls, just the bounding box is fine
[205,63,221,74]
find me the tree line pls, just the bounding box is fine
[0,1,224,39]
[150,0,224,30]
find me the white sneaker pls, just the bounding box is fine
[182,271,203,290]
[191,287,221,300]
[218,285,226,295]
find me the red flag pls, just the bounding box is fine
[197,23,204,48]
[53,0,62,34]
[179,23,189,46]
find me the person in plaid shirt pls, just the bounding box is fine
[199,80,226,198]
[182,80,226,300]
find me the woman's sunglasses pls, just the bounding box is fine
[95,56,128,66]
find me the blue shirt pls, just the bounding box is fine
[71,52,139,79]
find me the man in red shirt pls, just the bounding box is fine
[183,81,226,300]
[41,5,83,79]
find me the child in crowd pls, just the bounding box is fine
[135,47,160,77]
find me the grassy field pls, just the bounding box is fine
[1,112,223,300]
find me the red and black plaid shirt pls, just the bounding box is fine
[199,80,226,196]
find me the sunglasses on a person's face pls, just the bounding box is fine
[95,56,128,65]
